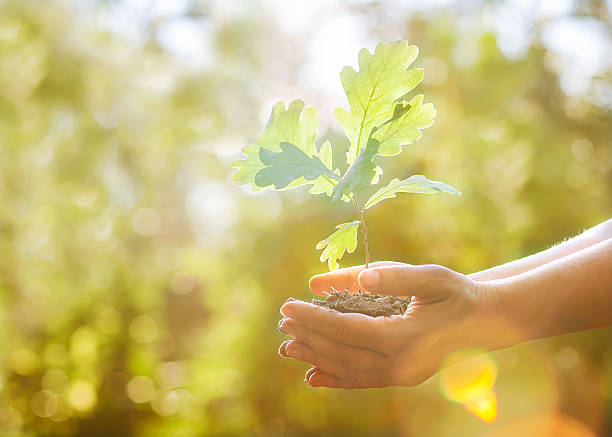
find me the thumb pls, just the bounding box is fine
[358,264,459,302]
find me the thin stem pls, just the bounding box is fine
[352,194,370,270]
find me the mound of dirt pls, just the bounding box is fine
[312,290,410,317]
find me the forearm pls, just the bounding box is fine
[470,218,612,281]
[489,237,612,343]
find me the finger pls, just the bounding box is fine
[308,369,387,389]
[309,261,402,296]
[358,264,461,302]
[284,340,343,376]
[279,317,388,376]
[305,367,318,382]
[284,340,386,386]
[278,340,290,358]
[280,301,392,353]
[308,370,361,389]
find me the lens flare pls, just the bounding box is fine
[439,348,498,423]
[463,389,498,424]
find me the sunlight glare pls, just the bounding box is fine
[439,348,498,423]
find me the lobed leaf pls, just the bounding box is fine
[316,221,360,271]
[373,95,436,156]
[231,145,267,192]
[364,175,461,210]
[258,100,318,156]
[308,140,338,197]
[331,137,380,202]
[254,142,339,189]
[335,41,424,166]
[231,100,318,190]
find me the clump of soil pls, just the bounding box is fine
[312,289,410,317]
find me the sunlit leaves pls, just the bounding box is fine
[254,142,339,189]
[232,41,457,271]
[374,95,436,156]
[335,41,424,165]
[364,176,461,209]
[231,145,266,192]
[316,221,360,270]
[231,100,318,189]
[331,137,380,202]
[309,140,340,197]
[233,42,437,199]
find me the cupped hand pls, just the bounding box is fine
[278,262,507,389]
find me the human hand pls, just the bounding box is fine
[278,263,507,388]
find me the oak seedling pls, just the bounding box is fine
[232,41,460,274]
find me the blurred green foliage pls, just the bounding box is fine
[0,1,611,436]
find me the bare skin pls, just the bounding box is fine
[278,219,612,389]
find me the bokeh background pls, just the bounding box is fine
[1,0,611,436]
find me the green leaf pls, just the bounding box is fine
[318,140,333,168]
[231,100,318,190]
[334,41,424,165]
[316,221,360,271]
[309,140,337,196]
[364,175,461,210]
[254,142,339,189]
[258,100,318,156]
[391,100,412,119]
[231,145,266,192]
[331,137,380,202]
[308,141,353,201]
[373,95,436,156]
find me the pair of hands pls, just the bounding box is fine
[278,262,509,389]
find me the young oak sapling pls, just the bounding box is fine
[232,41,460,316]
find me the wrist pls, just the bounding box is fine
[474,279,521,350]
[478,279,509,321]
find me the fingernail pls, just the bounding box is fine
[305,368,317,382]
[285,297,296,302]
[360,269,380,289]
[307,372,321,386]
[277,318,287,334]
[278,340,290,358]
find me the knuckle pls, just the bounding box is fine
[422,264,457,290]
[425,264,454,279]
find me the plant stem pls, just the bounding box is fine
[352,195,370,269]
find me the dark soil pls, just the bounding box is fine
[312,289,410,317]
